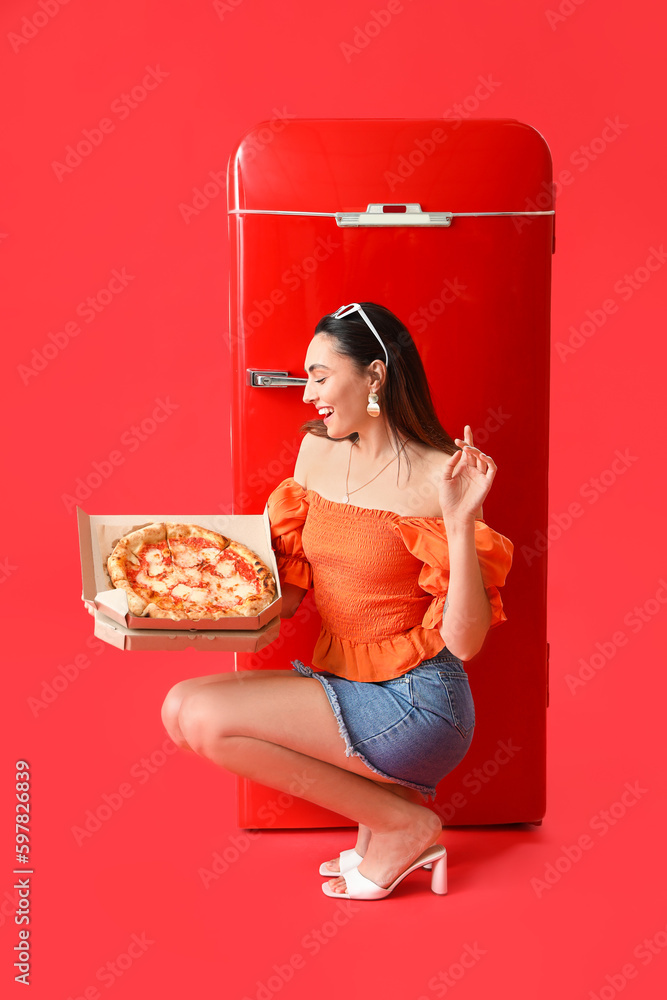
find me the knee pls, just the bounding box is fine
[176,688,222,756]
[160,680,185,730]
[160,679,203,742]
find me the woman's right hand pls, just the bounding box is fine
[454,425,485,520]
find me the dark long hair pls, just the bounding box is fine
[300,302,461,478]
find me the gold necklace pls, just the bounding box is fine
[342,439,407,503]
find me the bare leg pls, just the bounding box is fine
[322,781,426,874]
[160,670,290,751]
[183,730,441,893]
[166,673,442,892]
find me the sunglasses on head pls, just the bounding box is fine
[331,302,390,368]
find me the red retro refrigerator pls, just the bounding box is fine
[226,118,553,829]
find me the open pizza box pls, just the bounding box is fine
[77,507,283,651]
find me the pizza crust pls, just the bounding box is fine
[106,522,276,621]
[164,523,231,547]
[109,578,150,616]
[107,523,167,583]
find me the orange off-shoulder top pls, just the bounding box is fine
[267,477,514,683]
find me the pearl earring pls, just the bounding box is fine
[367,392,380,417]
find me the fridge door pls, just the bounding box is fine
[227,118,552,829]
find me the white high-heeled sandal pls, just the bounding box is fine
[318,848,365,877]
[322,844,447,899]
[319,847,431,877]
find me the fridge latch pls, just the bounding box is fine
[247,369,307,388]
[336,203,454,227]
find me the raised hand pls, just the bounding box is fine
[438,425,496,525]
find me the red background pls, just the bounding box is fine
[1,1,665,998]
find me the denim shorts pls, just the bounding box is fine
[291,652,475,802]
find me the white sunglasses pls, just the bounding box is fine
[331,302,390,368]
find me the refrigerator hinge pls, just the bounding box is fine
[552,212,556,254]
[546,641,550,708]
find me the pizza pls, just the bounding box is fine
[106,522,276,620]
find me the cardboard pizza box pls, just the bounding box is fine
[91,607,281,652]
[77,508,283,647]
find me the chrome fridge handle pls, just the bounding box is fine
[247,369,308,387]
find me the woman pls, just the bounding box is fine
[160,301,514,901]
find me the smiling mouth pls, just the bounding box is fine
[317,407,334,420]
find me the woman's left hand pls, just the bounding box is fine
[438,425,497,524]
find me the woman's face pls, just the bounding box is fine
[302,333,376,438]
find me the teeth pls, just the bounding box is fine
[318,407,334,416]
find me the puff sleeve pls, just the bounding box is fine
[266,478,313,590]
[392,517,514,631]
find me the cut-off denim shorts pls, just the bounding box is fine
[291,651,475,802]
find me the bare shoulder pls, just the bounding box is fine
[402,440,454,516]
[405,439,453,474]
[293,431,340,488]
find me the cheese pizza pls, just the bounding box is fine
[107,522,276,620]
